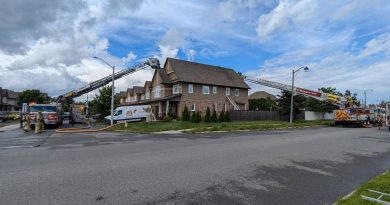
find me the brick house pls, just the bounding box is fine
[119,58,250,118]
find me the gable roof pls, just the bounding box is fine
[249,91,277,100]
[133,86,144,94]
[126,88,133,95]
[144,81,152,88]
[165,58,249,89]
[118,91,127,98]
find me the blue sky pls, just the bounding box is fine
[0,0,389,104]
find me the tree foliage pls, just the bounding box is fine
[277,90,307,115]
[249,97,277,111]
[218,110,226,122]
[211,109,218,122]
[88,86,120,117]
[204,107,211,123]
[17,89,48,105]
[182,105,190,121]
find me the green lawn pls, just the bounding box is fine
[336,170,390,205]
[108,120,332,133]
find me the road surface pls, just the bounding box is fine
[0,126,390,204]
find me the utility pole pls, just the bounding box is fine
[363,89,373,108]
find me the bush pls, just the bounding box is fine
[196,111,202,123]
[182,106,190,121]
[163,116,173,122]
[225,111,231,122]
[191,111,197,123]
[211,110,218,122]
[204,107,211,123]
[219,110,226,122]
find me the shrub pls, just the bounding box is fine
[211,110,218,122]
[204,107,211,123]
[191,111,197,123]
[163,116,173,122]
[219,110,226,122]
[182,105,190,121]
[196,111,202,123]
[225,111,231,122]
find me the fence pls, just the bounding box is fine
[229,110,305,121]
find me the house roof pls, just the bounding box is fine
[133,86,144,94]
[157,68,172,84]
[126,88,133,95]
[249,91,277,100]
[118,91,127,98]
[144,81,152,88]
[165,58,250,89]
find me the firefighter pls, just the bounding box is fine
[35,111,44,134]
[22,113,30,132]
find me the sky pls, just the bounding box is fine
[0,0,390,104]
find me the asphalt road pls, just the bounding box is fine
[0,125,390,205]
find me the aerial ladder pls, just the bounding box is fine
[55,58,160,103]
[243,76,375,127]
[29,58,160,125]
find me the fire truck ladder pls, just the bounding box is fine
[55,58,160,103]
[243,76,346,107]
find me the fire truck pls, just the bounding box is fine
[243,76,375,127]
[27,58,160,128]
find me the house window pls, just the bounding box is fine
[188,84,193,94]
[191,103,196,111]
[213,86,217,94]
[202,85,210,94]
[154,86,161,98]
[173,84,181,94]
[226,88,230,96]
[235,89,239,96]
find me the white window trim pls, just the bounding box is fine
[188,84,193,94]
[226,88,230,96]
[146,91,150,100]
[191,104,196,111]
[235,89,239,96]
[173,84,181,94]
[213,86,217,94]
[202,85,210,94]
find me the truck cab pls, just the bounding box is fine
[29,104,63,128]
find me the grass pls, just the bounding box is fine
[336,170,390,205]
[107,120,332,133]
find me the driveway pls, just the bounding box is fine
[0,126,389,204]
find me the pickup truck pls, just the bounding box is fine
[29,104,63,128]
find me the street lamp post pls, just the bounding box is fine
[363,89,373,108]
[290,66,309,124]
[93,57,115,126]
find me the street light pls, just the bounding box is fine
[93,56,115,126]
[363,89,373,108]
[290,66,309,124]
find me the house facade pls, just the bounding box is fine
[119,58,250,118]
[0,87,20,111]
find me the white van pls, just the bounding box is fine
[104,105,152,124]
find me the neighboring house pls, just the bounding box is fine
[0,87,20,111]
[117,91,127,104]
[121,58,250,118]
[249,91,277,100]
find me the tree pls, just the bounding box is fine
[305,87,338,113]
[277,90,307,115]
[225,111,231,122]
[219,110,226,122]
[17,89,48,105]
[204,107,211,123]
[344,89,360,107]
[211,109,218,122]
[196,111,202,123]
[249,97,277,111]
[182,105,190,121]
[88,86,120,117]
[191,111,197,123]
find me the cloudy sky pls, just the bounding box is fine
[1,0,389,104]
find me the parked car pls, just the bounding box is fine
[104,105,152,124]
